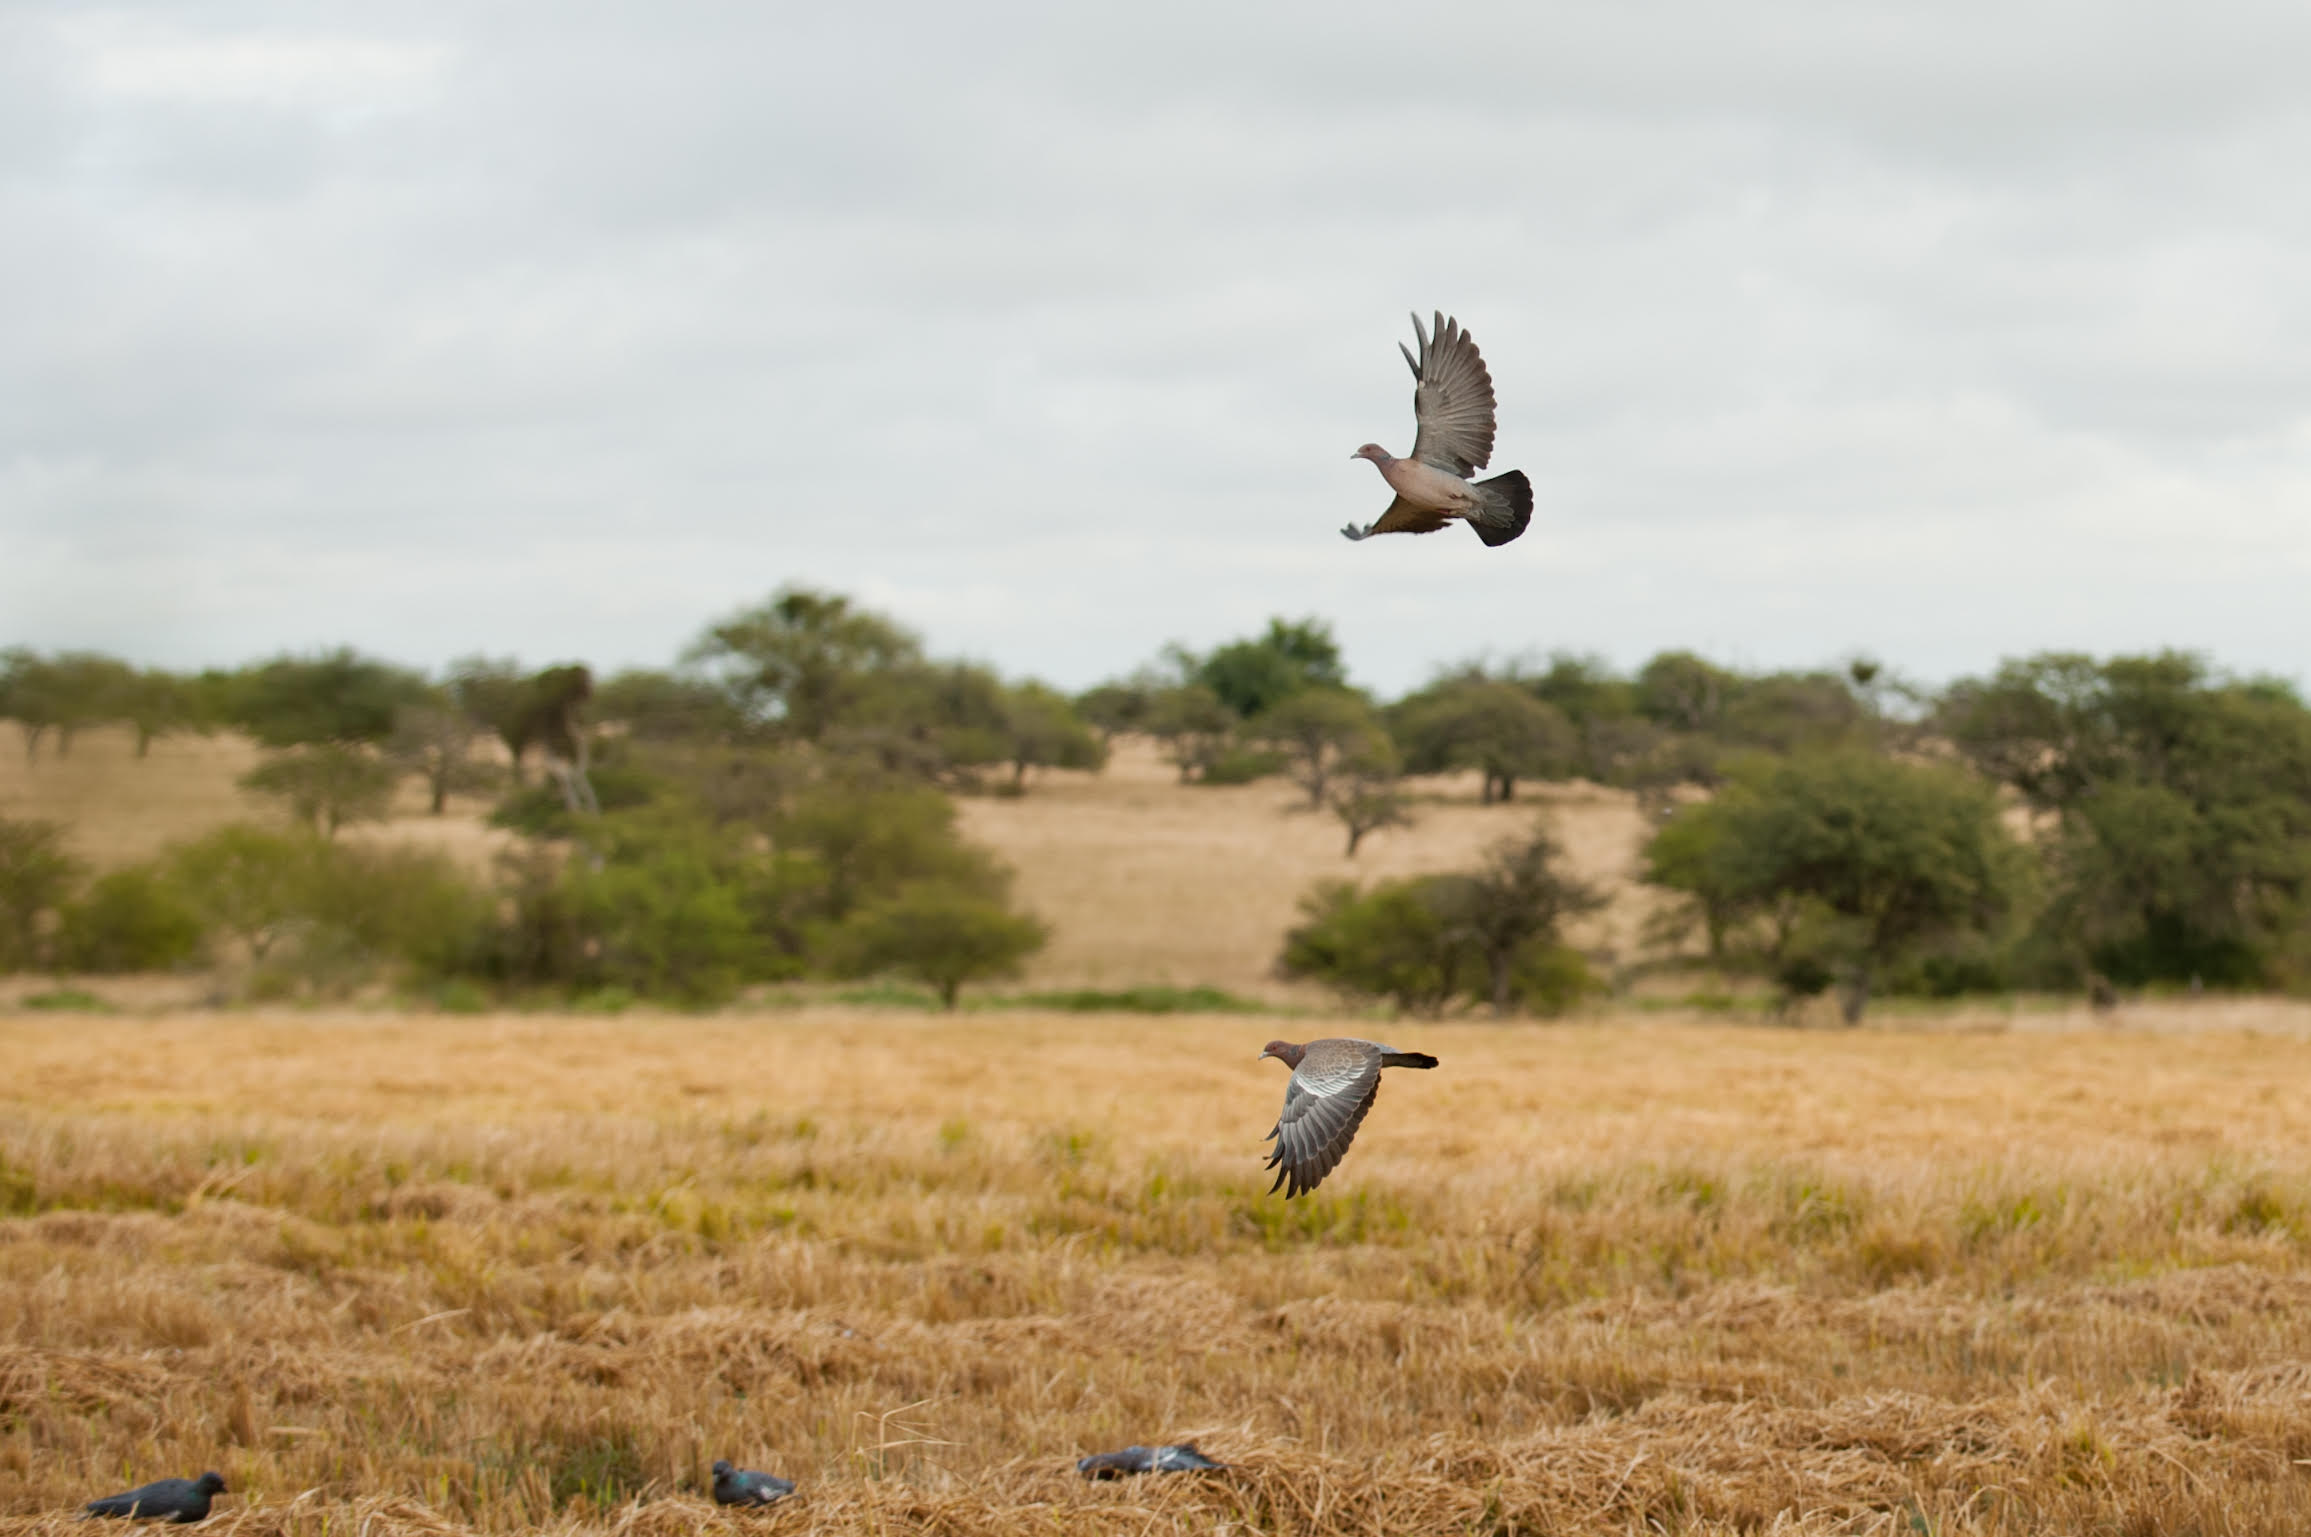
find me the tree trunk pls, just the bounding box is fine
[1838,966,1871,1025]
[1499,773,1516,802]
[940,978,960,1010]
[20,724,41,762]
[1344,822,1364,857]
[430,774,448,815]
[135,727,155,758]
[1490,950,1514,1018]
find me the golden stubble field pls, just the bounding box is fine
[11,1008,2311,1534]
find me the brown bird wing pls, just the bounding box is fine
[1340,496,1452,542]
[1402,311,1498,478]
[1264,1040,1384,1198]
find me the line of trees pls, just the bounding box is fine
[9,594,2311,1017]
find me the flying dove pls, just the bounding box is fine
[1259,1037,1438,1197]
[82,1473,225,1523]
[1076,1443,1229,1479]
[1344,311,1532,547]
[711,1460,794,1507]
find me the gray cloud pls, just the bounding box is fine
[6,1,2310,696]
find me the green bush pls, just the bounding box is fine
[54,867,206,972]
[239,744,399,836]
[1512,943,1609,1017]
[0,816,78,973]
[1277,876,1474,1016]
[831,881,1048,1009]
[1198,746,1285,786]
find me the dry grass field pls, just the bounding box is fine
[10,1009,2311,1534]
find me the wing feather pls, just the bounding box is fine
[1405,311,1498,478]
[1263,1045,1385,1198]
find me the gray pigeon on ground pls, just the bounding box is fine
[1259,1037,1438,1197]
[1342,311,1532,547]
[711,1460,794,1507]
[82,1473,225,1523]
[1076,1443,1228,1479]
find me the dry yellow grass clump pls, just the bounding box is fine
[8,1009,2311,1534]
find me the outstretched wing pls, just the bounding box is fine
[1402,311,1497,478]
[1341,496,1452,542]
[1263,1048,1383,1198]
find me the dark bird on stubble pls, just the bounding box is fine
[711,1459,794,1507]
[1258,1037,1438,1198]
[1342,311,1532,547]
[1076,1443,1229,1478]
[81,1473,225,1523]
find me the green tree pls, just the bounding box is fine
[388,704,501,815]
[1435,824,1609,1017]
[1276,876,1477,1016]
[1939,651,2311,986]
[592,668,747,743]
[834,881,1048,1008]
[55,868,207,972]
[1075,677,1156,742]
[0,816,79,972]
[1249,687,1386,808]
[999,682,1105,787]
[448,656,535,781]
[1328,738,1413,857]
[117,668,201,757]
[1646,751,2026,1021]
[1392,675,1576,802]
[240,745,400,837]
[166,825,330,963]
[1193,617,1347,718]
[0,650,134,761]
[223,649,433,747]
[772,780,1007,921]
[689,587,922,741]
[1145,684,1237,783]
[1635,651,1738,733]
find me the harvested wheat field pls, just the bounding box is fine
[9,1009,2311,1534]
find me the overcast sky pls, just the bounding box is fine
[7,2,2311,697]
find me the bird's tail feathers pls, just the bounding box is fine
[1381,1051,1439,1069]
[1468,470,1532,548]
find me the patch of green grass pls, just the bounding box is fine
[17,987,111,1012]
[831,981,943,1010]
[1006,984,1271,1014]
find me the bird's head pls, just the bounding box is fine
[1259,1040,1305,1068]
[194,1474,227,1496]
[1351,443,1392,464]
[711,1462,733,1478]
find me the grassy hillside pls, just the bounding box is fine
[0,729,1660,999]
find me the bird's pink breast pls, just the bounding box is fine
[1379,457,1474,510]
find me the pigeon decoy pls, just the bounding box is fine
[82,1473,225,1523]
[711,1460,794,1507]
[1076,1443,1228,1479]
[1344,311,1532,547]
[1259,1038,1437,1197]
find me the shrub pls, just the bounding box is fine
[0,816,77,973]
[832,881,1048,1008]
[166,825,330,962]
[240,745,399,836]
[1277,876,1475,1016]
[55,867,206,972]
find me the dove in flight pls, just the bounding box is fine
[1259,1037,1437,1198]
[1344,311,1532,547]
